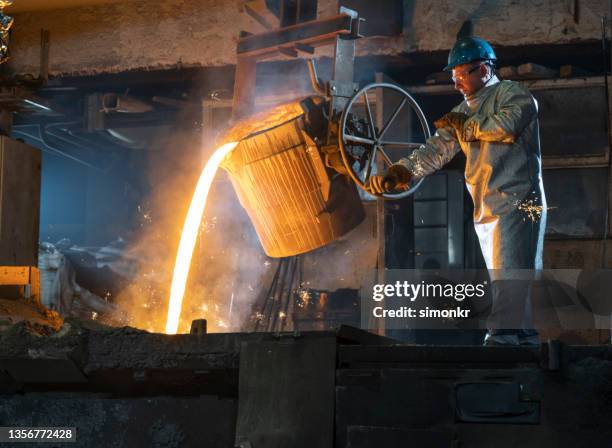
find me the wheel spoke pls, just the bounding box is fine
[345,134,376,145]
[378,97,407,141]
[363,91,377,139]
[363,146,377,181]
[380,141,423,149]
[377,147,393,167]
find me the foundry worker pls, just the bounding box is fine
[367,35,547,346]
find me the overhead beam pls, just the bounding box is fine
[237,13,357,59]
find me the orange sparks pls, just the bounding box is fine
[165,141,238,334]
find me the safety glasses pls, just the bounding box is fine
[451,64,481,82]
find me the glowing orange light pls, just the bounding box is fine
[165,141,238,334]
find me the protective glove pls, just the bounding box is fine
[366,164,412,195]
[434,112,471,140]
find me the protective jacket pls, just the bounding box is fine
[397,77,546,269]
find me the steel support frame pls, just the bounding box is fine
[232,8,361,120]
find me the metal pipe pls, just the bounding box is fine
[268,257,291,332]
[255,259,282,332]
[307,59,326,95]
[280,256,299,332]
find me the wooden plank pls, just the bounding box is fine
[425,71,451,85]
[516,62,557,79]
[0,138,42,266]
[0,266,40,302]
[559,64,593,78]
[0,266,30,285]
[498,65,518,79]
[29,267,40,304]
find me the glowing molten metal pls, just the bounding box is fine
[165,141,238,334]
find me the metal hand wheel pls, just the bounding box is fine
[339,82,431,199]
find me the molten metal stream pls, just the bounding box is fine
[165,141,238,334]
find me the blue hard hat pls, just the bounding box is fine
[444,36,497,71]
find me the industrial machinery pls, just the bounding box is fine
[219,6,431,257]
